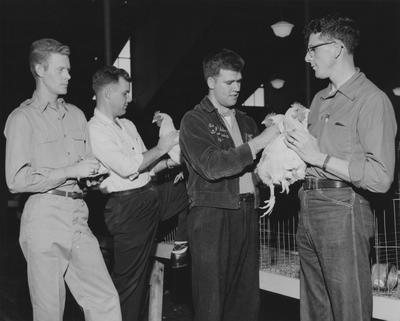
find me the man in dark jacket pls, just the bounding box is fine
[180,48,279,321]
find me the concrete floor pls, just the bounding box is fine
[0,247,300,321]
[0,195,300,321]
[1,202,384,321]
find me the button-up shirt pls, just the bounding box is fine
[220,110,255,195]
[306,70,397,193]
[88,109,151,193]
[4,92,91,193]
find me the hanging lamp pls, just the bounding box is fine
[271,21,294,38]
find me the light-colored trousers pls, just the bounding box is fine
[19,193,122,321]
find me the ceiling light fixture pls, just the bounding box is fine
[271,21,294,38]
[392,87,400,96]
[270,79,285,89]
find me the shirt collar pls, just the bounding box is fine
[199,95,241,117]
[31,91,68,114]
[220,108,236,118]
[321,68,363,101]
[93,108,123,128]
[200,96,217,113]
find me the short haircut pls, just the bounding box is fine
[29,38,70,78]
[304,14,360,54]
[92,65,131,94]
[202,48,245,81]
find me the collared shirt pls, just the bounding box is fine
[4,91,91,193]
[220,111,255,195]
[88,108,150,193]
[306,70,397,193]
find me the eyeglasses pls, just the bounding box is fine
[306,41,336,55]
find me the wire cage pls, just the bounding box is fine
[258,196,400,299]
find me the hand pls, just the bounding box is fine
[167,158,179,169]
[83,172,109,188]
[284,128,323,165]
[67,158,101,179]
[157,130,179,154]
[249,124,280,153]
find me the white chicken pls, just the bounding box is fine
[256,103,309,217]
[152,111,181,164]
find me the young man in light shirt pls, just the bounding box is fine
[88,65,178,321]
[4,39,121,321]
[286,14,397,321]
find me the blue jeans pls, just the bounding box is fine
[187,198,259,321]
[297,187,375,321]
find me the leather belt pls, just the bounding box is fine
[110,181,153,198]
[303,178,350,190]
[46,189,85,199]
[239,193,255,202]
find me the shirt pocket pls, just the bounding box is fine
[71,133,86,159]
[34,132,65,167]
[323,116,352,157]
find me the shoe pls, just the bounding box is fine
[170,242,189,269]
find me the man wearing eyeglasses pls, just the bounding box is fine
[286,14,397,321]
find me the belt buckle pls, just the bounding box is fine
[239,193,254,203]
[304,178,317,190]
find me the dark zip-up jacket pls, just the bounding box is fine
[180,96,260,209]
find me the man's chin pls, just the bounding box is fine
[314,70,328,80]
[229,98,238,106]
[58,88,68,95]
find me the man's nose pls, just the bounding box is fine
[233,82,240,91]
[305,52,312,63]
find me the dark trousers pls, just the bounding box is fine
[155,178,189,241]
[297,187,374,321]
[104,182,160,321]
[187,199,260,321]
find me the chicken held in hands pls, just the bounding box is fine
[256,103,309,217]
[152,111,181,164]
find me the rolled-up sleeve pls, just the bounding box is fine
[88,122,143,178]
[180,111,254,181]
[349,93,397,192]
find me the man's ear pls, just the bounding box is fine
[207,76,215,90]
[34,63,45,77]
[335,41,344,59]
[104,86,113,100]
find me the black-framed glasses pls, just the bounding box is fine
[306,41,336,55]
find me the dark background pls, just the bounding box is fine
[0,1,399,319]
[2,0,399,233]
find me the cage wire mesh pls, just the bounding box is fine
[160,227,176,244]
[156,191,400,298]
[258,196,400,299]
